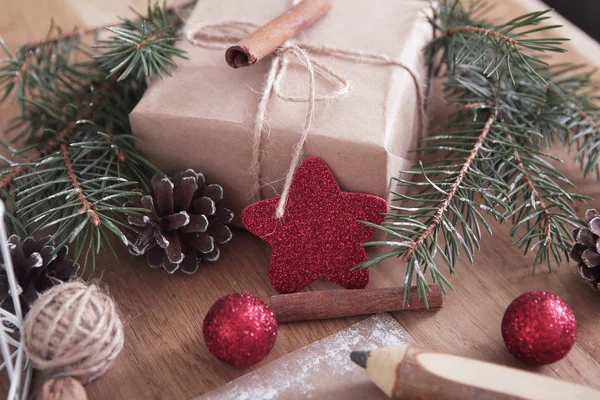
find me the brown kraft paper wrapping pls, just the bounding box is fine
[130,0,432,226]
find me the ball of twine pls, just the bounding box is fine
[22,281,124,385]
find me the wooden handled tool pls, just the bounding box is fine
[351,345,600,400]
[270,285,442,322]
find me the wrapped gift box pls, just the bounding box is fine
[130,0,432,224]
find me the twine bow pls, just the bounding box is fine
[186,21,426,218]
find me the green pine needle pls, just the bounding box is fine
[364,0,595,305]
[0,1,191,266]
[94,1,187,82]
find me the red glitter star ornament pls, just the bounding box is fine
[242,157,387,293]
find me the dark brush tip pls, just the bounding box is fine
[350,350,370,368]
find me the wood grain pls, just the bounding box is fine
[1,1,600,399]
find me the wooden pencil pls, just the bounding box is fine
[351,345,600,400]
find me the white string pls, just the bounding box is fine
[0,201,30,400]
[185,21,426,219]
[274,45,316,217]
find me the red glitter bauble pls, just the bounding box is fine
[501,291,577,365]
[203,293,278,367]
[242,157,387,293]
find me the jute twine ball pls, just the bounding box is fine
[22,282,124,385]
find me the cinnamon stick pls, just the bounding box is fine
[270,285,443,323]
[225,0,332,68]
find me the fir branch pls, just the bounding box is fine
[503,131,585,271]
[0,1,191,265]
[446,26,518,46]
[572,104,600,133]
[504,117,581,238]
[104,123,128,162]
[59,140,101,226]
[462,102,487,110]
[403,108,498,263]
[0,165,30,191]
[94,1,189,81]
[427,4,568,82]
[365,0,593,305]
[20,0,194,52]
[568,103,600,177]
[510,137,552,243]
[0,74,113,189]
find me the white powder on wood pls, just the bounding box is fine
[198,313,411,400]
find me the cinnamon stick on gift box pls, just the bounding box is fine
[271,285,442,323]
[225,0,332,68]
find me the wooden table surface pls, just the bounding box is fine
[2,1,600,399]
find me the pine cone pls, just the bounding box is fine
[570,209,600,290]
[0,235,80,315]
[127,170,234,274]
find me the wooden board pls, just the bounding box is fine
[1,1,600,399]
[197,313,411,399]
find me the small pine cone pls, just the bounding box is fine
[0,235,80,315]
[127,170,234,275]
[570,209,600,290]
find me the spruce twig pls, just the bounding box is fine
[508,136,552,244]
[363,0,594,304]
[403,108,498,263]
[0,1,194,266]
[20,0,194,51]
[446,26,518,46]
[59,141,101,226]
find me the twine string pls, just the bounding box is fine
[186,21,426,219]
[22,282,124,385]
